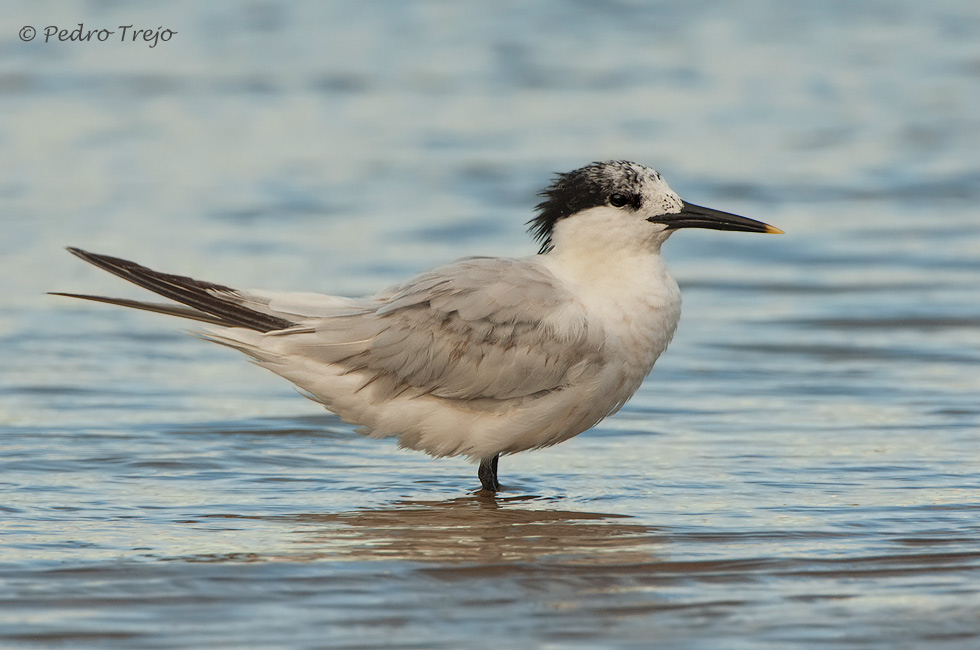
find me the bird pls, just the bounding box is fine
[53,161,782,493]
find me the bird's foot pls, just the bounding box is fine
[478,455,501,493]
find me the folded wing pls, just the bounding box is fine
[282,257,603,402]
[57,250,604,404]
[56,247,297,332]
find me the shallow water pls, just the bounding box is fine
[3,1,980,648]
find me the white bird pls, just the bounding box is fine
[54,161,781,492]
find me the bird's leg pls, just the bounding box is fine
[478,455,500,492]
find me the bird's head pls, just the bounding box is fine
[529,161,782,255]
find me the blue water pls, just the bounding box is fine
[2,1,980,648]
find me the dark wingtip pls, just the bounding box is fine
[58,246,295,332]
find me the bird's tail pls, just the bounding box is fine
[52,247,297,333]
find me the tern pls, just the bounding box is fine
[54,161,781,492]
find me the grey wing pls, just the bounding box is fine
[292,257,603,401]
[56,248,601,401]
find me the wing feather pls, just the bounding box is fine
[290,257,604,401]
[59,249,608,407]
[62,248,296,332]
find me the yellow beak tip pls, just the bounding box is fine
[764,224,785,235]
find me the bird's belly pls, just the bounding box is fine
[361,334,662,459]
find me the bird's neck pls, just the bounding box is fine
[546,241,675,294]
[539,243,680,321]
[538,245,681,377]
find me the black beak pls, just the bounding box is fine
[649,201,783,234]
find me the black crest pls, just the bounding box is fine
[527,161,647,253]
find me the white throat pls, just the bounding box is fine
[536,210,682,374]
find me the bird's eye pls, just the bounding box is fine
[609,193,630,208]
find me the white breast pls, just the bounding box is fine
[538,248,682,377]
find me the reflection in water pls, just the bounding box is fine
[206,495,660,565]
